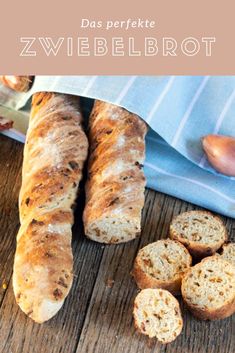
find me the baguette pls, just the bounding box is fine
[13,92,88,323]
[0,75,33,92]
[169,210,227,258]
[132,239,192,295]
[181,256,235,320]
[133,288,183,343]
[83,100,147,244]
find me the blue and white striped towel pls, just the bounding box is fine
[0,76,235,218]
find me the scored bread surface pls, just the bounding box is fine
[169,210,227,258]
[83,100,148,244]
[132,239,192,295]
[13,92,88,323]
[181,256,235,320]
[133,288,183,343]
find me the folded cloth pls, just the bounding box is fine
[0,76,234,219]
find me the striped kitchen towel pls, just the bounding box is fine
[0,76,235,218]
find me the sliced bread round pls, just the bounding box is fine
[219,243,235,266]
[169,210,227,258]
[132,239,192,295]
[133,288,183,343]
[181,256,235,320]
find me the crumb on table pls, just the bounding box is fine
[106,279,115,288]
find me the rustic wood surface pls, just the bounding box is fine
[0,134,234,353]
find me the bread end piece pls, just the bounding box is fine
[13,256,73,323]
[13,212,74,323]
[13,282,65,324]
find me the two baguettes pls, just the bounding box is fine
[13,92,88,323]
[83,100,147,244]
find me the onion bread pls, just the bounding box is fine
[132,239,192,295]
[169,210,227,258]
[219,243,235,267]
[13,92,88,323]
[83,100,147,244]
[133,288,183,343]
[181,256,235,320]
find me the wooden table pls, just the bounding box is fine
[0,134,234,353]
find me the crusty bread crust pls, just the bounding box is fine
[132,239,192,295]
[83,100,147,244]
[133,265,182,295]
[183,297,235,321]
[169,210,227,258]
[181,256,235,320]
[13,92,88,323]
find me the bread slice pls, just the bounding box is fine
[181,256,235,320]
[169,210,227,258]
[219,243,235,266]
[133,288,183,343]
[132,239,192,295]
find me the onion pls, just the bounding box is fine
[202,134,235,176]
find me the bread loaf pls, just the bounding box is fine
[132,239,192,295]
[181,256,235,320]
[13,92,88,323]
[169,210,227,258]
[133,288,183,343]
[83,100,147,244]
[0,75,33,92]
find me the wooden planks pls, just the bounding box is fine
[76,190,235,353]
[0,136,234,353]
[0,136,105,353]
[0,136,23,306]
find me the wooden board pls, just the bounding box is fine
[0,135,234,353]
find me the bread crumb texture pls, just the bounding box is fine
[170,210,227,257]
[182,256,235,320]
[133,239,191,294]
[219,243,235,267]
[133,288,183,343]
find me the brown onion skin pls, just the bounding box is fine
[0,76,34,92]
[202,134,235,177]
